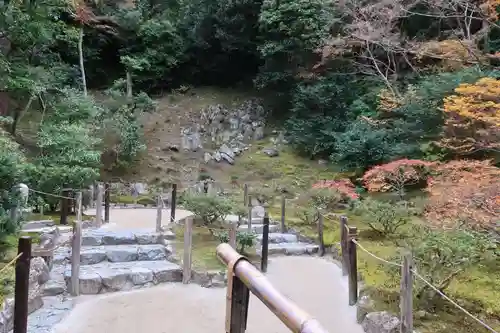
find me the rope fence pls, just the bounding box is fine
[0,252,24,276]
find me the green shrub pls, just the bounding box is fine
[352,198,413,236]
[214,230,257,254]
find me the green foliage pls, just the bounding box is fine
[214,230,257,253]
[249,186,275,206]
[352,198,413,236]
[397,227,495,310]
[306,187,347,210]
[285,74,378,157]
[294,206,318,225]
[256,0,332,91]
[182,193,233,226]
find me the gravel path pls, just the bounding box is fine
[52,256,363,333]
[83,207,193,231]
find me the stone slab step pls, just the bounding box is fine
[256,233,298,244]
[256,243,319,256]
[239,224,280,234]
[78,244,171,265]
[64,260,182,294]
[82,228,174,246]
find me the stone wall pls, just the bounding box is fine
[0,257,50,332]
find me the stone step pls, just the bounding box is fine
[239,224,280,234]
[78,244,171,265]
[64,260,183,294]
[256,233,298,244]
[256,243,319,256]
[82,228,174,246]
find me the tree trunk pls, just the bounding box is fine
[11,95,35,136]
[126,71,133,99]
[78,26,87,97]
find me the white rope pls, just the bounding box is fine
[412,271,499,333]
[351,239,403,268]
[29,188,75,200]
[351,239,498,333]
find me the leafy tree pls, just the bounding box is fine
[362,159,433,200]
[256,0,332,92]
[438,77,500,157]
[397,227,495,311]
[353,198,413,236]
[182,193,233,234]
[425,159,500,229]
[214,230,257,254]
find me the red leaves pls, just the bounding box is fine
[312,179,359,200]
[362,159,433,193]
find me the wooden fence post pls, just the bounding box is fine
[228,275,250,333]
[104,182,110,223]
[261,213,270,273]
[229,223,237,249]
[247,195,252,232]
[89,184,95,208]
[318,212,325,256]
[400,252,414,333]
[347,226,358,306]
[75,192,82,222]
[171,183,177,223]
[59,187,71,225]
[280,195,286,233]
[95,184,103,227]
[70,221,82,296]
[340,215,348,276]
[182,217,193,284]
[156,195,163,232]
[14,236,32,333]
[243,184,248,207]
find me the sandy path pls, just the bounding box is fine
[83,208,193,231]
[52,256,363,333]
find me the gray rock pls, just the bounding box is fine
[204,152,212,163]
[262,147,279,157]
[106,247,139,262]
[42,279,66,296]
[26,296,73,333]
[214,151,222,162]
[257,243,319,256]
[362,311,400,333]
[80,248,108,265]
[219,144,235,159]
[357,295,375,323]
[220,152,234,165]
[253,126,264,140]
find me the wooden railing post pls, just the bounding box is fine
[182,217,193,284]
[340,216,348,276]
[70,220,82,296]
[14,236,32,333]
[95,183,103,227]
[228,275,250,333]
[261,213,270,273]
[171,183,177,223]
[89,184,95,208]
[229,223,237,249]
[280,195,286,233]
[247,195,252,232]
[243,184,248,207]
[347,226,358,306]
[156,195,163,232]
[60,187,71,225]
[400,252,414,333]
[318,212,325,257]
[104,182,110,223]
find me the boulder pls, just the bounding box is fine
[357,295,375,324]
[220,152,235,165]
[262,147,279,157]
[361,311,400,333]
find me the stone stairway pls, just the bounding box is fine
[45,228,183,295]
[238,218,320,256]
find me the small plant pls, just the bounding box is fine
[182,193,233,234]
[214,230,257,254]
[249,186,275,207]
[295,206,319,225]
[353,198,413,236]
